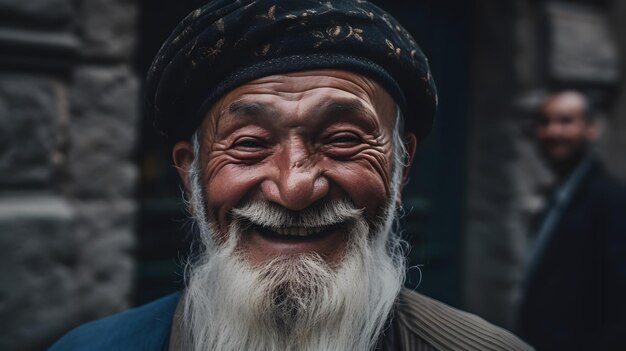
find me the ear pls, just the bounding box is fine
[585,118,601,142]
[395,132,418,207]
[172,141,196,199]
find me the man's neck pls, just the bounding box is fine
[551,152,589,184]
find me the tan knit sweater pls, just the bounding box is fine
[390,289,533,351]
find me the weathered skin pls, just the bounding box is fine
[173,69,416,265]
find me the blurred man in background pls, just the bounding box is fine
[516,90,626,350]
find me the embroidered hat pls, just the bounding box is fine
[146,0,437,143]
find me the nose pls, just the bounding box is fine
[261,142,329,210]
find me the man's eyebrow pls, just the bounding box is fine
[227,100,271,116]
[318,99,379,131]
[324,99,371,117]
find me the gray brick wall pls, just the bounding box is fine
[0,0,138,350]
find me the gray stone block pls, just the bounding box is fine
[0,196,135,350]
[70,65,139,158]
[546,2,619,84]
[73,199,135,319]
[76,0,137,60]
[66,154,138,200]
[68,65,139,199]
[0,74,60,187]
[0,196,78,351]
[0,0,73,25]
[0,28,80,72]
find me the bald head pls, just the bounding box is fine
[542,91,591,121]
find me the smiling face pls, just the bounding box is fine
[173,69,416,265]
[535,91,599,175]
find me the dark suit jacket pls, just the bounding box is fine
[516,159,626,350]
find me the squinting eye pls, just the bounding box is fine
[329,133,360,145]
[233,138,264,149]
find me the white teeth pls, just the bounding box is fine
[270,227,325,236]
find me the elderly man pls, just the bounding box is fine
[51,1,531,350]
[516,90,626,350]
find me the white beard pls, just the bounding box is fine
[180,132,407,351]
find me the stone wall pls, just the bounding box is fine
[0,0,139,350]
[607,0,626,179]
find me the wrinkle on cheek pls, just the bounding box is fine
[205,153,232,185]
[357,134,393,195]
[201,140,229,182]
[326,159,388,219]
[357,151,392,195]
[202,154,248,231]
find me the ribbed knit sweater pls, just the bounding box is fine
[382,289,533,350]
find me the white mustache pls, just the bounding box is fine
[231,199,364,230]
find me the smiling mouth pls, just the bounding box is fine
[249,223,342,241]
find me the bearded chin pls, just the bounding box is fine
[179,160,405,351]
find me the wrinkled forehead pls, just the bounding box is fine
[203,69,399,132]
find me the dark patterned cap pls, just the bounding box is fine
[146,0,437,143]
